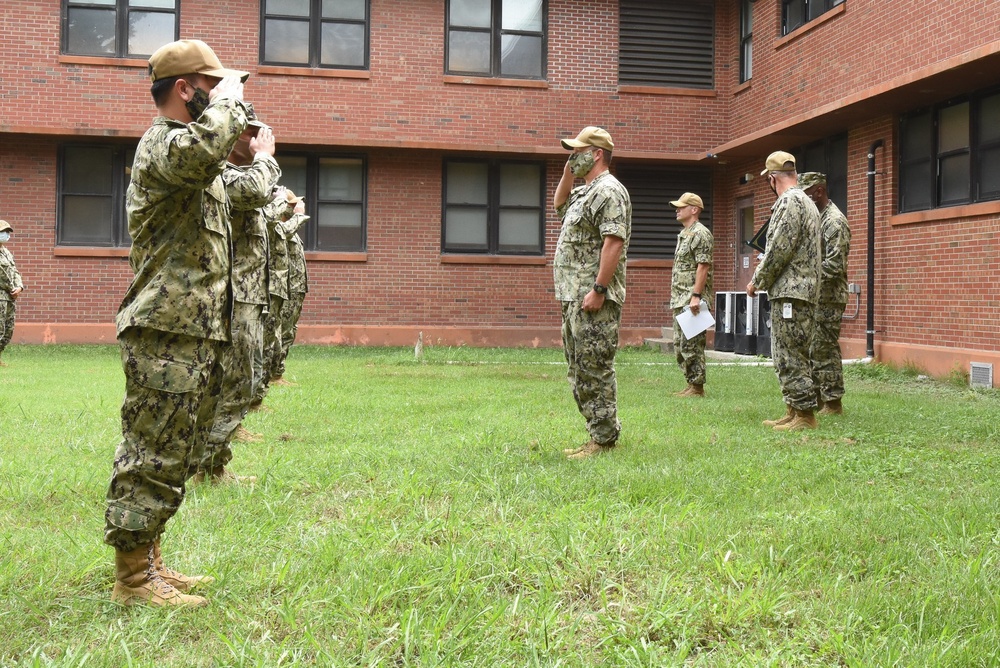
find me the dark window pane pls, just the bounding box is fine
[901,112,932,159]
[128,11,174,56]
[980,94,1000,144]
[499,164,540,206]
[323,0,365,19]
[498,210,540,251]
[979,146,1000,196]
[784,0,804,32]
[319,158,363,200]
[264,19,310,63]
[62,196,114,244]
[939,154,970,203]
[450,0,491,28]
[267,0,310,17]
[500,34,541,77]
[445,208,488,248]
[322,22,365,67]
[901,161,932,210]
[67,8,116,55]
[65,147,114,193]
[279,157,308,197]
[939,102,969,152]
[502,0,542,30]
[448,30,490,73]
[317,203,363,250]
[447,163,488,204]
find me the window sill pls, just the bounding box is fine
[442,75,548,89]
[734,79,752,95]
[775,3,846,50]
[617,85,715,98]
[440,254,547,265]
[53,246,130,257]
[59,54,148,68]
[257,65,370,79]
[304,251,367,262]
[890,200,1000,227]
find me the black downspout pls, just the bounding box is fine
[866,140,884,359]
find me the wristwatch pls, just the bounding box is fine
[593,283,607,295]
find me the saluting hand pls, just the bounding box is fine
[250,126,276,157]
[210,75,244,102]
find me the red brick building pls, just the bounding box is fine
[2,0,998,385]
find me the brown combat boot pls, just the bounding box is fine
[773,408,818,431]
[271,377,297,387]
[818,398,843,415]
[111,544,207,607]
[562,440,592,456]
[192,466,257,485]
[566,440,616,460]
[763,405,794,427]
[151,539,214,593]
[674,384,705,397]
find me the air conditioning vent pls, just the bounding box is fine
[970,362,993,389]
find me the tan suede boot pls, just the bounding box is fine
[763,405,794,427]
[151,539,214,593]
[234,425,263,443]
[674,384,705,397]
[566,440,615,460]
[818,398,843,415]
[773,408,818,431]
[111,544,208,607]
[562,440,592,455]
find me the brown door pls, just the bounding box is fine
[735,197,756,290]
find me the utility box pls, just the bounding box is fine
[734,292,756,355]
[754,292,772,358]
[714,292,735,352]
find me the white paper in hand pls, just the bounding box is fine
[674,301,715,340]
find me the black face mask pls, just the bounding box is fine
[185,87,211,121]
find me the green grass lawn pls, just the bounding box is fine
[1,343,998,667]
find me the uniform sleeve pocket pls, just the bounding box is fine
[106,504,151,532]
[202,178,229,236]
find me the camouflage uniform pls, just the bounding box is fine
[810,200,851,403]
[670,221,713,386]
[105,93,248,553]
[253,198,294,404]
[554,172,632,446]
[192,155,281,474]
[751,186,821,411]
[275,214,309,378]
[0,243,23,359]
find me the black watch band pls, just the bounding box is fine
[692,292,701,298]
[593,283,607,295]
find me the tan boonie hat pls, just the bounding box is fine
[760,150,797,175]
[670,192,704,209]
[0,220,11,233]
[798,172,827,189]
[148,39,250,83]
[561,126,614,151]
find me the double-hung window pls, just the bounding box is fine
[739,0,753,83]
[899,89,1000,213]
[446,0,546,79]
[782,0,844,35]
[442,160,545,255]
[276,154,368,251]
[63,0,177,57]
[262,0,369,69]
[58,144,134,247]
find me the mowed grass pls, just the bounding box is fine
[0,343,998,667]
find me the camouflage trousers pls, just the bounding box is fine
[104,327,224,552]
[254,293,285,404]
[770,298,817,411]
[0,299,14,357]
[561,300,622,446]
[275,291,305,379]
[191,302,265,474]
[810,302,846,403]
[672,306,707,386]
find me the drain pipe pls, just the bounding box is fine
[866,140,884,359]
